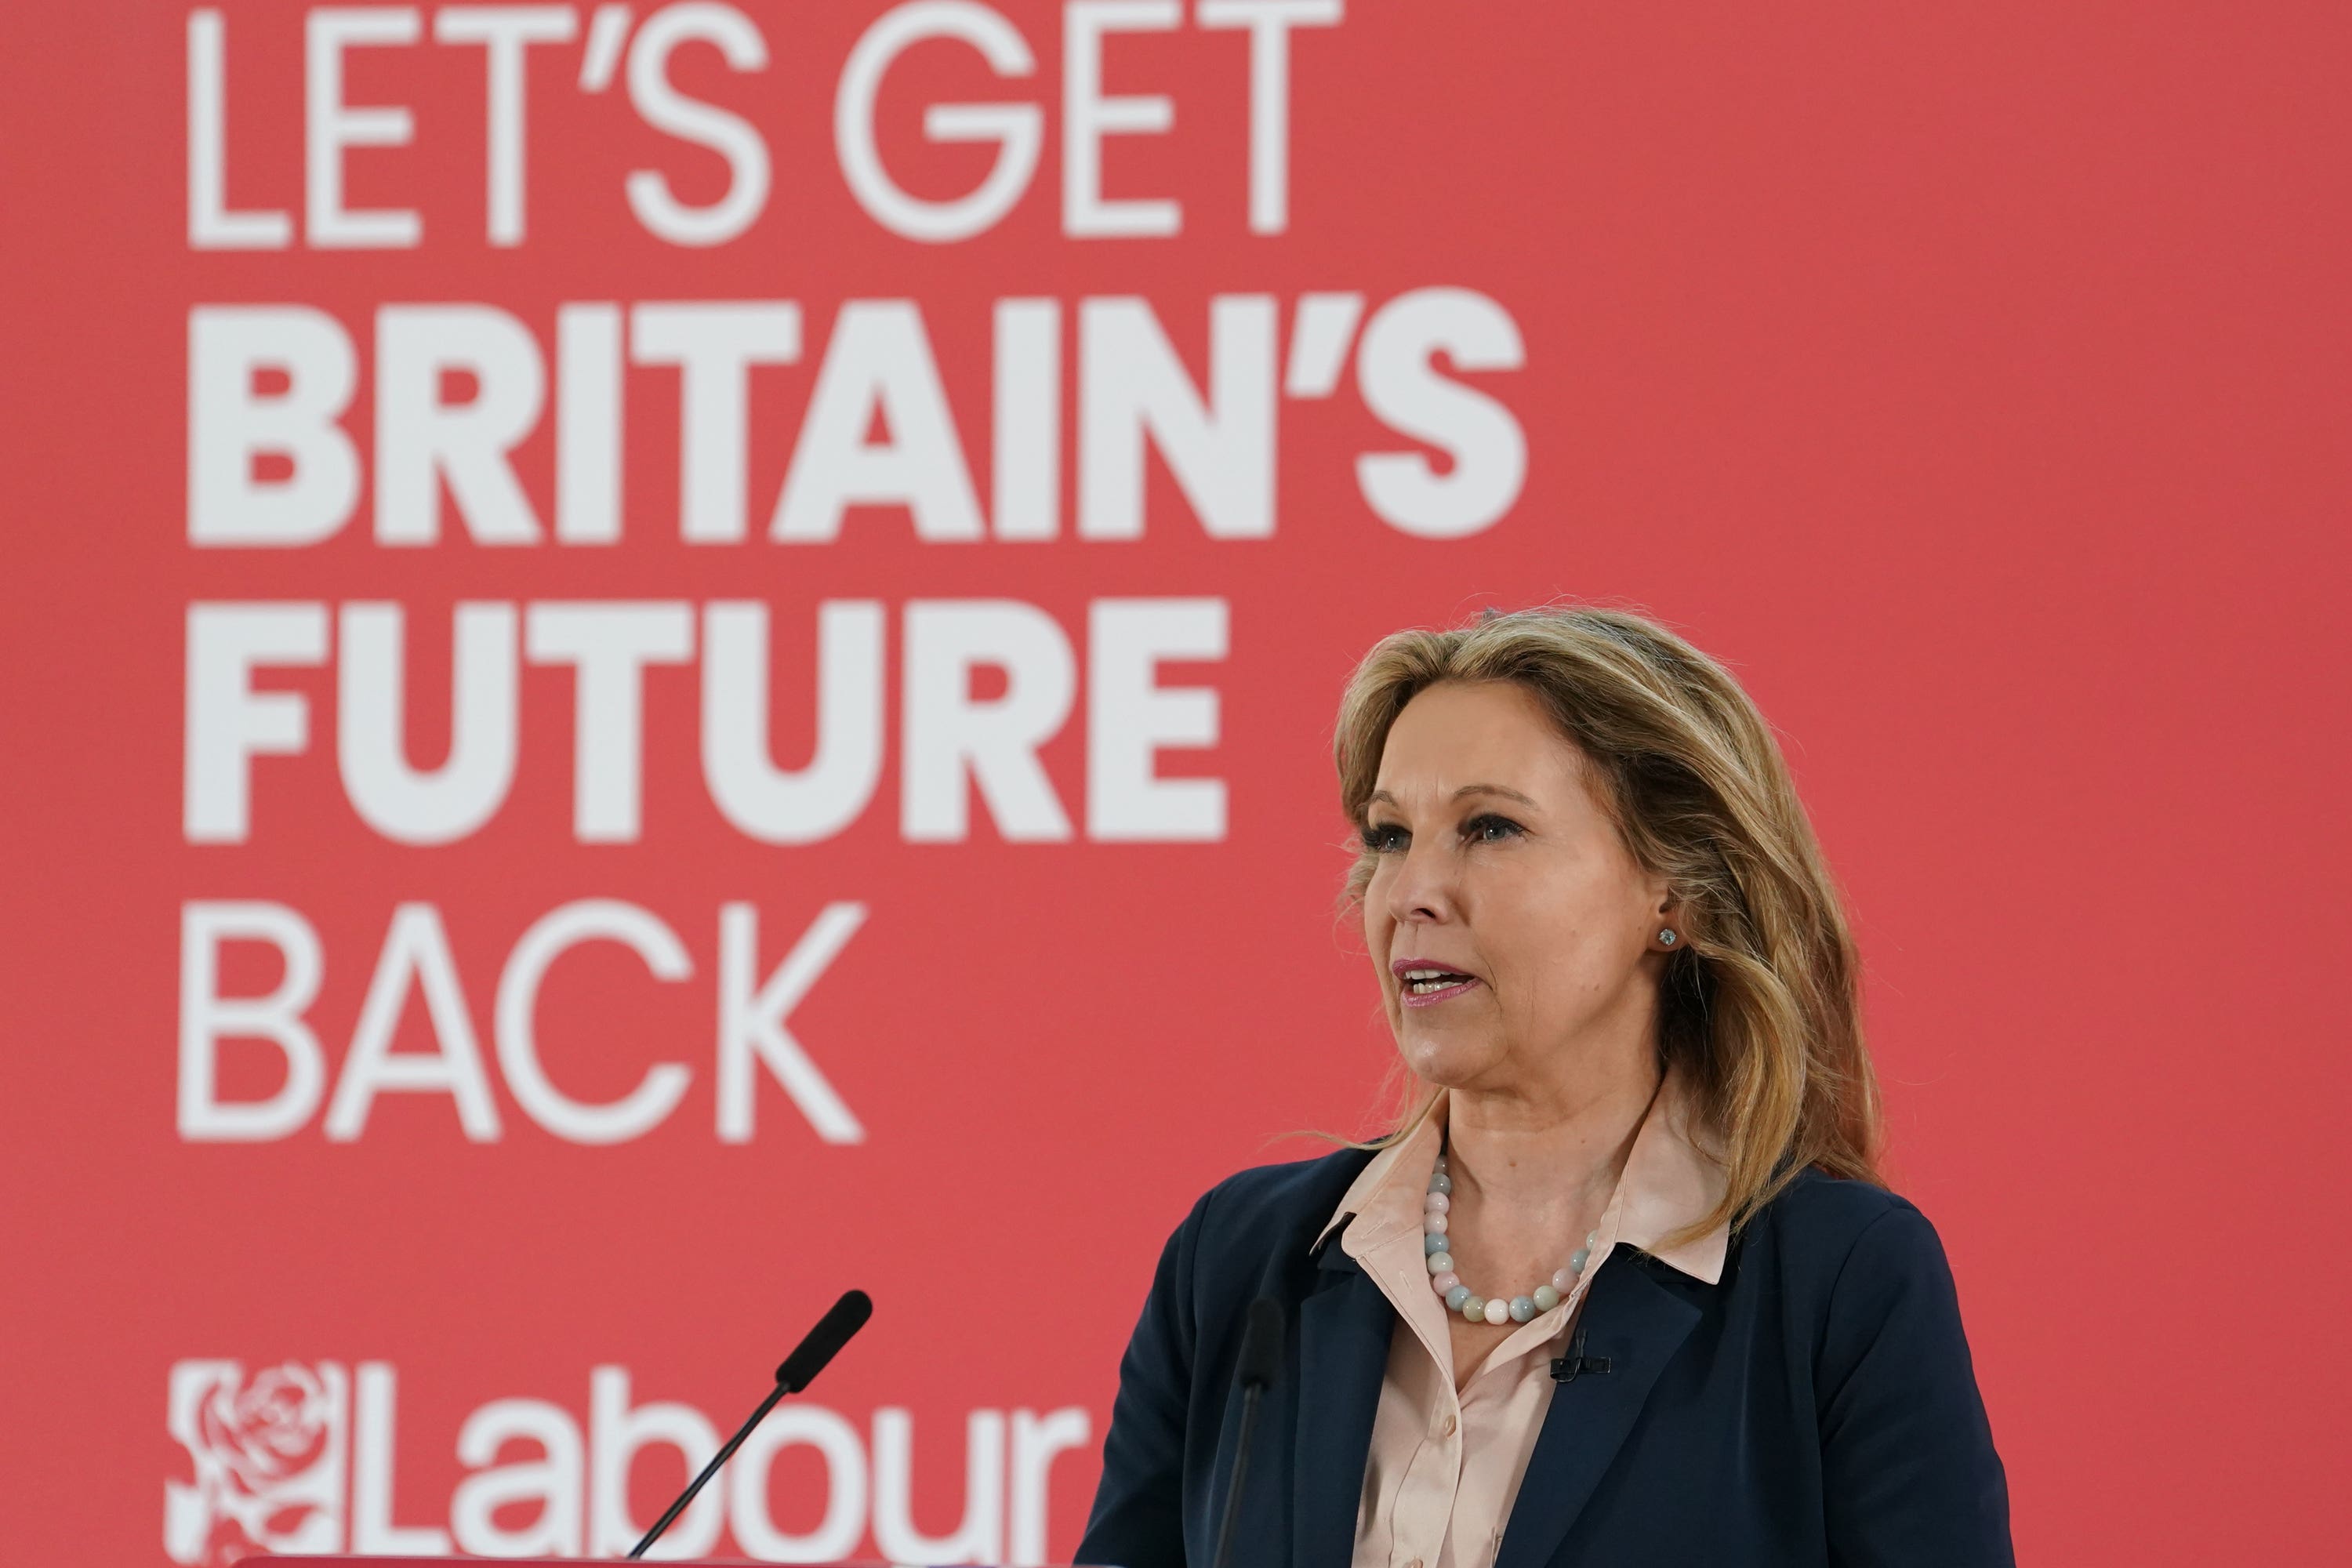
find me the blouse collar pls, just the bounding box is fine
[1313,1065,1730,1286]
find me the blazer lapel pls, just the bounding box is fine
[1492,1257,1703,1568]
[1290,1240,1391,1568]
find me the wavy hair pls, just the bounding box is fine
[1334,605,1884,1233]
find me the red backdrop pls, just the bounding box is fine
[4,2,2347,1563]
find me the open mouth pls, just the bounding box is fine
[1396,966,1480,1004]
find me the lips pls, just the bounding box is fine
[1391,957,1482,1007]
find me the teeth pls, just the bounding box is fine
[1406,974,1472,995]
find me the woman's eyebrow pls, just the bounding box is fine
[1365,784,1538,808]
[1454,783,1537,807]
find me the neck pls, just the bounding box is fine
[1443,1047,1664,1217]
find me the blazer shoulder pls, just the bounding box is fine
[1190,1142,1377,1246]
[1138,1144,1377,1335]
[1755,1168,1944,1270]
[1749,1170,1968,1319]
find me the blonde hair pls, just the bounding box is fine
[1334,605,1884,1234]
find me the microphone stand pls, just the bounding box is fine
[627,1289,873,1559]
[1207,1298,1286,1568]
[628,1381,787,1559]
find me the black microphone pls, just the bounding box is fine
[628,1290,874,1559]
[1207,1297,1286,1568]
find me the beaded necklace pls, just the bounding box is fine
[1421,1149,1598,1327]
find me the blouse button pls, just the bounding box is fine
[1436,1412,1457,1439]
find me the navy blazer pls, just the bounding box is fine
[1077,1148,2012,1568]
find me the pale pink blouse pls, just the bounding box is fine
[1314,1073,1731,1568]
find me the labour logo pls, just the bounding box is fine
[165,1360,348,1565]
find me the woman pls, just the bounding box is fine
[1077,608,2012,1568]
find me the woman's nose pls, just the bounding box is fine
[1385,842,1457,925]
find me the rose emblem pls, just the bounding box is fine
[166,1359,347,1566]
[198,1363,334,1496]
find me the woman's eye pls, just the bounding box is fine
[1364,822,1408,851]
[1465,813,1525,844]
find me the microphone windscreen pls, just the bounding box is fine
[775,1290,873,1392]
[1236,1297,1286,1390]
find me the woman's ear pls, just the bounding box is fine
[1650,887,1686,952]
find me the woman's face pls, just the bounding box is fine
[1362,680,1673,1095]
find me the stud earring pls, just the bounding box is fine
[1657,928,1678,947]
